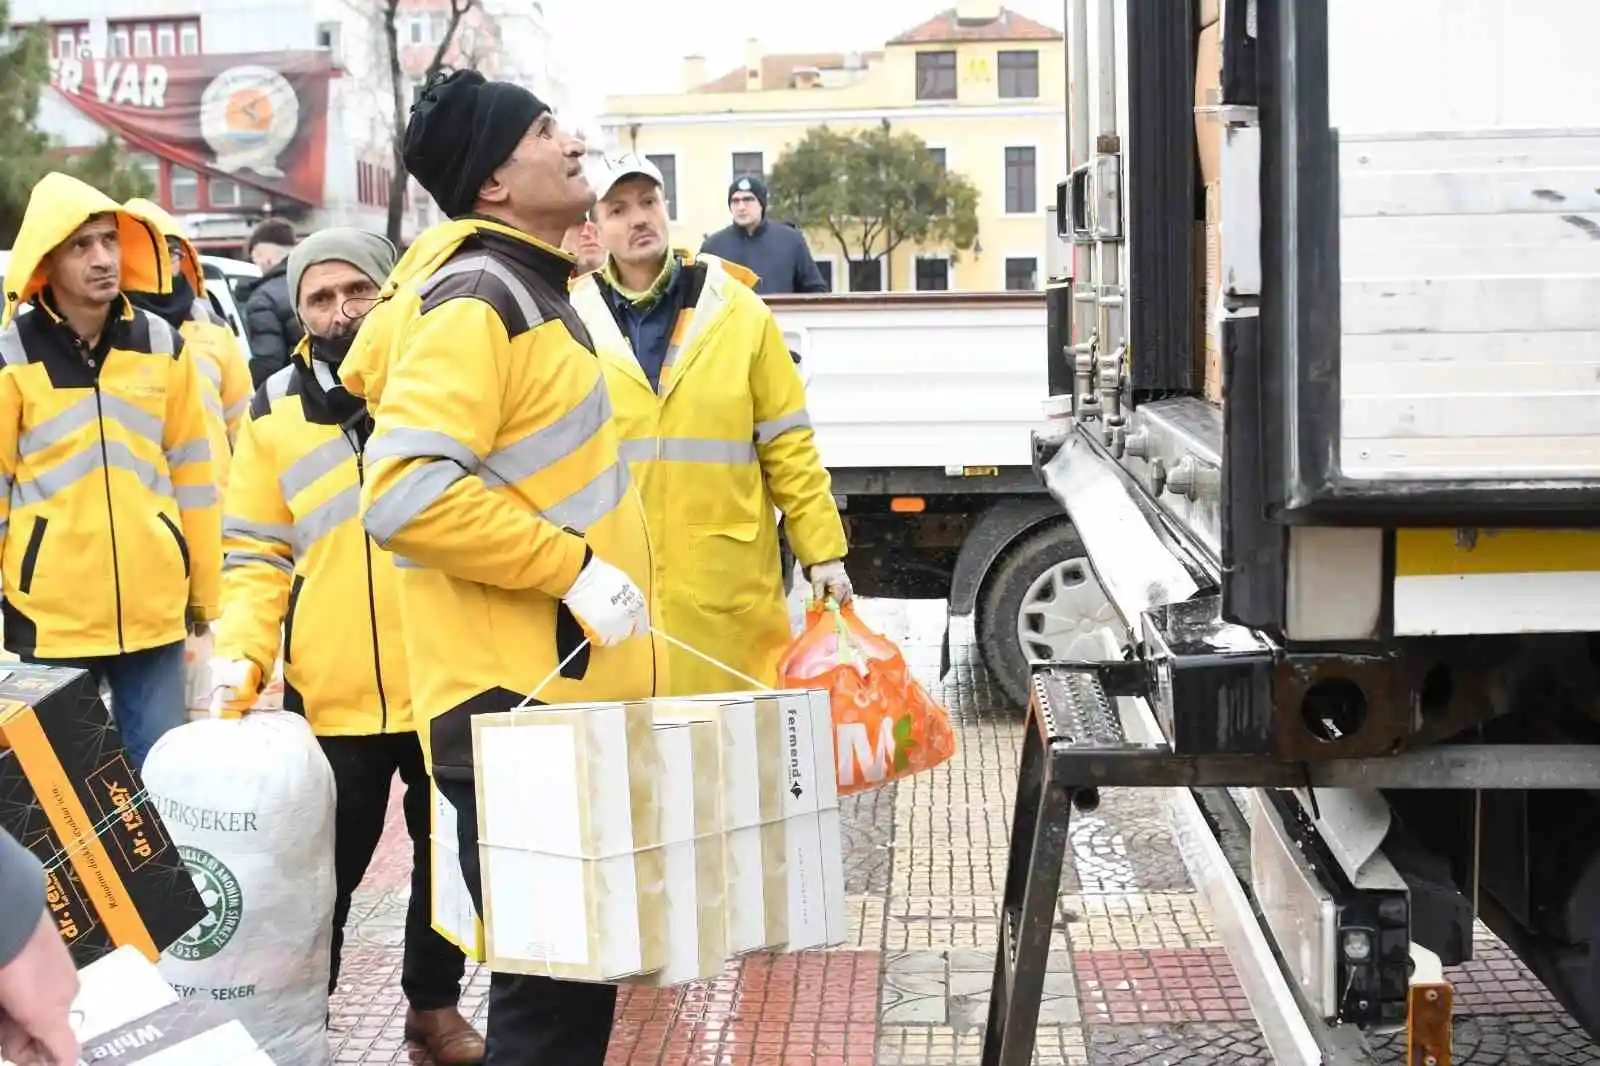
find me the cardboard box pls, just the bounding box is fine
[0,665,206,968]
[654,689,846,955]
[624,718,728,987]
[74,946,275,1064]
[1195,21,1223,187]
[428,781,485,963]
[471,702,666,981]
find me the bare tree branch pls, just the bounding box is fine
[383,0,478,243]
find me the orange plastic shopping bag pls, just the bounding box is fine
[778,602,957,795]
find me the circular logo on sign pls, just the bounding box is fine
[199,65,300,179]
[170,845,243,961]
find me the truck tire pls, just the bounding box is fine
[975,521,1117,708]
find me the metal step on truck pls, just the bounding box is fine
[974,0,1600,1064]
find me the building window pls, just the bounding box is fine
[132,25,152,57]
[1004,146,1037,214]
[179,22,199,54]
[110,26,128,57]
[997,50,1040,99]
[646,154,677,221]
[169,166,199,210]
[1005,256,1038,291]
[53,27,75,58]
[915,50,957,100]
[156,24,175,56]
[915,257,950,292]
[814,260,834,292]
[849,259,883,293]
[315,21,340,54]
[207,177,267,210]
[928,147,946,172]
[127,152,160,195]
[731,151,763,180]
[428,13,447,44]
[408,18,425,45]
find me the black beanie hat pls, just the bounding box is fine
[729,174,768,212]
[402,69,550,219]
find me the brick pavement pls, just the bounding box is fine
[328,600,1600,1065]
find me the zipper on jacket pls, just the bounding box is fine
[91,382,127,652]
[350,432,389,732]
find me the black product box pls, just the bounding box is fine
[0,663,205,967]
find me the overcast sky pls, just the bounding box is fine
[545,0,1065,125]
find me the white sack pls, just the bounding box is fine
[144,710,337,1066]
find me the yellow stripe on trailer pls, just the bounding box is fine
[1393,529,1600,636]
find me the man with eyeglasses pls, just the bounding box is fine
[700,174,830,295]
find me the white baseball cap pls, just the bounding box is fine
[590,152,665,202]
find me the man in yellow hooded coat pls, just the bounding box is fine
[570,153,851,696]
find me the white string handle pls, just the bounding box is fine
[513,625,772,714]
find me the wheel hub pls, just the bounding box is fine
[1015,557,1118,663]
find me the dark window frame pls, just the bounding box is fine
[997,50,1040,98]
[915,50,957,100]
[1004,145,1037,213]
[646,153,678,221]
[914,256,950,292]
[1004,256,1038,292]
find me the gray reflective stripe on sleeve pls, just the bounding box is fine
[224,397,249,421]
[197,359,223,388]
[166,438,212,469]
[279,437,353,500]
[392,554,424,569]
[224,550,294,575]
[540,460,630,533]
[754,408,812,444]
[478,257,543,328]
[0,519,7,541]
[480,379,610,487]
[144,313,177,354]
[616,436,756,464]
[13,441,169,507]
[175,483,218,509]
[366,427,480,470]
[363,459,468,545]
[293,484,360,556]
[0,326,26,367]
[265,365,295,403]
[204,392,226,420]
[224,515,293,547]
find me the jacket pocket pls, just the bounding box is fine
[18,516,47,595]
[283,574,305,663]
[688,522,768,616]
[156,513,190,578]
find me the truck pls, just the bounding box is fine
[971,0,1600,1063]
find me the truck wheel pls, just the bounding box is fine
[976,522,1118,708]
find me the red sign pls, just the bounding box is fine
[47,51,333,208]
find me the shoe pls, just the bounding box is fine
[404,1006,485,1065]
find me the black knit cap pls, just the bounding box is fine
[729,174,768,212]
[402,69,550,219]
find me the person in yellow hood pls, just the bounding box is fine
[338,70,655,1066]
[122,198,252,491]
[207,227,484,1065]
[0,172,220,768]
[571,154,851,696]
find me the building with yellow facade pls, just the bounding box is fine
[598,1,1065,293]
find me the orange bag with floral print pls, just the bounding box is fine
[778,602,957,795]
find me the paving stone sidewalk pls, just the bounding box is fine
[329,600,1599,1065]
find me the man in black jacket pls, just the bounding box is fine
[699,175,829,295]
[241,217,304,387]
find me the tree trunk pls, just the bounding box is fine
[383,0,406,245]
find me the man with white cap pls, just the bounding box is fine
[572,152,851,697]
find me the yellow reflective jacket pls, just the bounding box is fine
[340,218,659,778]
[0,172,221,659]
[215,343,412,736]
[571,252,846,696]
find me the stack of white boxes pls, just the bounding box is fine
[427,688,846,984]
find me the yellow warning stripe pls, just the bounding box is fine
[1394,529,1600,578]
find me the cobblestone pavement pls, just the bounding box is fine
[328,600,1600,1065]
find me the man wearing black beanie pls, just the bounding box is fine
[336,69,658,1066]
[700,172,830,294]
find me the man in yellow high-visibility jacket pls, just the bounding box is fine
[0,173,220,768]
[571,153,851,696]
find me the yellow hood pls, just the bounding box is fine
[4,172,173,328]
[123,196,203,296]
[340,218,572,405]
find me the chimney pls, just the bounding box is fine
[956,0,1002,22]
[744,37,762,90]
[682,54,707,91]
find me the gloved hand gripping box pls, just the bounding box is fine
[0,664,206,968]
[470,701,668,982]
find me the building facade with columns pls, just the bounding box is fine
[599,2,1065,293]
[13,0,568,252]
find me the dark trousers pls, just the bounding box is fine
[435,775,617,1066]
[27,639,188,770]
[320,732,465,1012]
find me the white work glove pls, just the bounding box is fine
[207,657,261,718]
[808,559,853,606]
[562,554,649,647]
